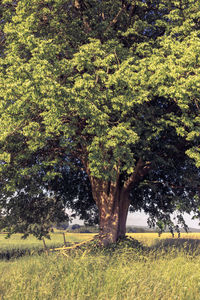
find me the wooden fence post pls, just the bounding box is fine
[42,238,49,255]
[63,232,67,246]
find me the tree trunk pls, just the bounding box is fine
[83,158,151,246]
[118,190,130,238]
[89,177,130,246]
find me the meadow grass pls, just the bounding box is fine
[0,232,95,250]
[0,233,200,299]
[0,232,95,251]
[1,231,199,251]
[1,246,200,299]
[129,232,200,247]
[0,232,95,260]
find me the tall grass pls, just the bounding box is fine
[0,248,200,300]
[1,233,200,299]
[0,232,95,260]
[1,232,199,251]
[0,232,95,250]
[129,232,200,247]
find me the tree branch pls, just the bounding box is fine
[105,5,126,32]
[74,0,92,33]
[124,158,151,191]
[146,180,198,191]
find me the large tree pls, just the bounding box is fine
[0,0,200,245]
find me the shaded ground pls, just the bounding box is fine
[150,237,200,256]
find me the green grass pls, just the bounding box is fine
[1,232,199,251]
[0,248,200,300]
[1,233,200,299]
[0,232,95,250]
[0,232,95,259]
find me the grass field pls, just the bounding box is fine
[1,232,200,299]
[1,231,200,250]
[0,232,96,260]
[0,232,95,251]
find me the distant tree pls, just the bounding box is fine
[71,224,81,231]
[55,221,69,230]
[0,0,200,245]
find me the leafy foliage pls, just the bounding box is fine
[0,0,200,237]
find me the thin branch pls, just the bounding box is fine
[105,5,126,32]
[128,1,136,25]
[74,0,92,33]
[146,180,197,191]
[124,158,152,191]
[194,99,200,112]
[114,49,120,66]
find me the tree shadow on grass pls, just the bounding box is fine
[2,236,200,260]
[148,238,200,257]
[106,236,200,260]
[80,236,200,259]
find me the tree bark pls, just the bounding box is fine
[118,190,130,238]
[87,176,130,246]
[83,158,151,246]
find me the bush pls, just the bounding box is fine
[71,224,81,230]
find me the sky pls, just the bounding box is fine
[71,210,200,229]
[126,211,200,229]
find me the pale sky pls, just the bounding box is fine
[126,211,200,229]
[70,210,200,229]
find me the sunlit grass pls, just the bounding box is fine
[128,232,200,247]
[0,232,96,260]
[1,246,200,300]
[0,232,95,251]
[1,232,200,250]
[1,232,200,299]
